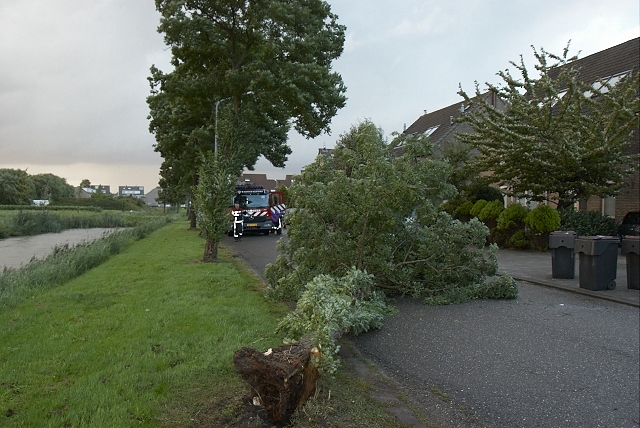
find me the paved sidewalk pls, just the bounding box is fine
[496,248,639,307]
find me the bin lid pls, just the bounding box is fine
[621,236,640,255]
[549,231,577,248]
[575,236,620,255]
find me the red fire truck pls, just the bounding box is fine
[228,184,286,236]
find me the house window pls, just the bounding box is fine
[603,196,615,218]
[586,70,630,97]
[424,125,439,137]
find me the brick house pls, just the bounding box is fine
[547,37,639,219]
[403,91,507,157]
[403,38,639,219]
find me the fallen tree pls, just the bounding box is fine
[235,121,517,423]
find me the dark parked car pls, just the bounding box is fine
[618,211,640,237]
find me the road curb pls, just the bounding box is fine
[505,272,640,308]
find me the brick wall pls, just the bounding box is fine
[583,127,639,219]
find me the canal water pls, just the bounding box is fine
[0,228,118,271]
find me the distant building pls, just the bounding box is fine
[317,147,334,160]
[89,185,111,194]
[143,187,161,207]
[119,185,144,198]
[75,187,92,198]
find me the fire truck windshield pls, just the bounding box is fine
[234,193,268,208]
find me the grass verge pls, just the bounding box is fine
[0,219,418,427]
[0,216,174,309]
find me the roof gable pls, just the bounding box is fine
[403,91,501,147]
[549,37,639,86]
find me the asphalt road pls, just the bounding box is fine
[225,231,640,428]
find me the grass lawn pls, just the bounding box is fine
[0,219,289,426]
[0,220,411,427]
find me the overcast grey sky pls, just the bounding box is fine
[0,0,638,191]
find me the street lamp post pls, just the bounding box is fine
[214,96,231,157]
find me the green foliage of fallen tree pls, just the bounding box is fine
[266,120,515,303]
[264,120,517,371]
[277,269,395,373]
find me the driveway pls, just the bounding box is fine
[225,231,640,428]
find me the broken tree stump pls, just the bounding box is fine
[233,338,320,424]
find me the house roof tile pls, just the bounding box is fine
[549,37,639,85]
[403,92,498,147]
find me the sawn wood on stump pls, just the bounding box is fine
[233,337,320,424]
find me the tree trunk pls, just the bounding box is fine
[189,210,197,229]
[233,339,320,425]
[203,234,219,262]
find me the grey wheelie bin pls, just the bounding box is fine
[575,236,620,290]
[549,231,576,279]
[620,236,640,290]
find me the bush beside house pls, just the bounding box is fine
[443,198,618,251]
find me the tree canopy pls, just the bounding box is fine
[148,0,346,190]
[458,43,640,209]
[31,173,74,201]
[148,0,347,260]
[0,169,35,205]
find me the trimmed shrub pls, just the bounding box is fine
[525,205,561,234]
[452,201,473,221]
[497,204,529,231]
[468,184,504,203]
[469,199,488,218]
[508,229,531,249]
[456,201,474,217]
[558,209,618,236]
[525,205,561,251]
[478,200,504,222]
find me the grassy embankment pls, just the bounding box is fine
[0,219,409,427]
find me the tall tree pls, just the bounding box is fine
[148,0,347,261]
[32,173,74,201]
[458,44,640,209]
[0,169,35,205]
